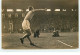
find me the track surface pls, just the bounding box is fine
[2,32,78,49]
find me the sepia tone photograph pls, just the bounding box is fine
[2,0,78,49]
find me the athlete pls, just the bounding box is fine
[20,6,46,46]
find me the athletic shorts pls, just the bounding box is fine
[24,29,31,35]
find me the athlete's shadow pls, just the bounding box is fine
[23,44,42,48]
[33,45,42,48]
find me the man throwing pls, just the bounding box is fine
[20,6,46,46]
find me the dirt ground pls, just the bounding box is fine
[2,32,78,49]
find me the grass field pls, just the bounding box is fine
[2,32,78,49]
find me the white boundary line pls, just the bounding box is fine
[57,40,73,48]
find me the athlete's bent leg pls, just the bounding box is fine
[26,32,36,46]
[20,34,28,44]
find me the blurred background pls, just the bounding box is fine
[2,0,78,33]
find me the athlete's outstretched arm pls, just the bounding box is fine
[33,8,47,12]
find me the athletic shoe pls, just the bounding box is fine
[30,43,36,46]
[20,38,24,44]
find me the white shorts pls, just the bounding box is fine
[22,20,30,30]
